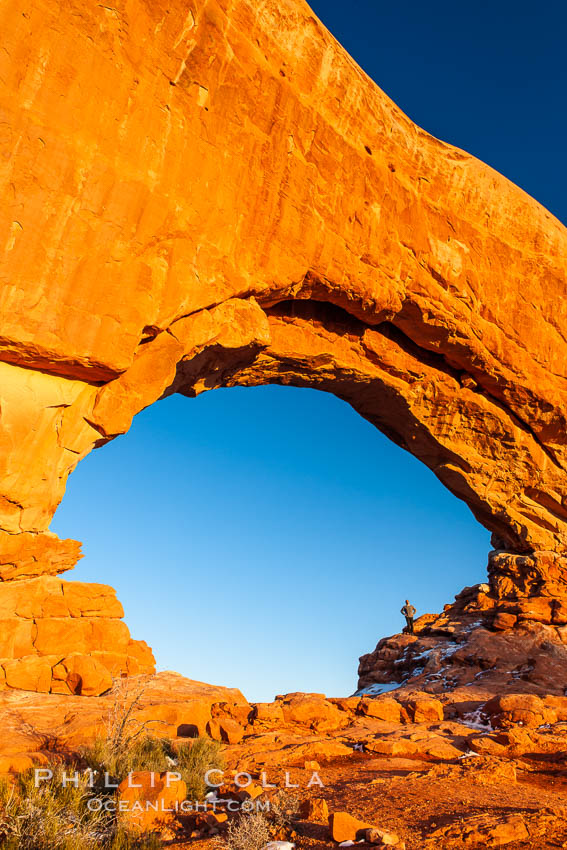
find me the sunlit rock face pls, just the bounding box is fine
[0,0,567,689]
[358,551,567,696]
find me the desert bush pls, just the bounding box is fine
[222,812,270,850]
[267,788,300,829]
[214,790,299,850]
[0,679,226,849]
[80,680,162,783]
[82,733,224,801]
[80,678,224,798]
[0,766,160,850]
[176,736,224,800]
[81,733,172,787]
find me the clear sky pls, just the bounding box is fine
[52,0,566,703]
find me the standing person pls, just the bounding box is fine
[401,600,416,634]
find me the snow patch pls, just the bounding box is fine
[265,843,296,850]
[460,707,492,731]
[355,682,402,696]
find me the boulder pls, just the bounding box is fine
[56,653,113,697]
[253,702,286,725]
[299,798,329,822]
[117,771,186,835]
[405,698,444,723]
[428,812,529,846]
[281,696,347,732]
[492,612,518,631]
[484,694,555,729]
[328,811,376,843]
[359,698,402,723]
[364,826,401,845]
[207,718,244,744]
[211,701,252,726]
[3,655,53,693]
[126,639,156,674]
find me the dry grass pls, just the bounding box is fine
[222,812,270,850]
[0,766,161,850]
[0,681,224,849]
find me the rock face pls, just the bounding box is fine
[0,576,155,695]
[0,0,566,556]
[2,672,567,847]
[358,550,567,696]
[0,0,567,687]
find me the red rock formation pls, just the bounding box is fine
[0,576,155,695]
[0,0,566,558]
[358,549,567,696]
[0,0,567,690]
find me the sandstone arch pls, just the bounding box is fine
[1,0,567,585]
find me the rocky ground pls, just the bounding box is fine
[2,557,567,848]
[1,651,567,848]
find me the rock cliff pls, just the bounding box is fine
[0,0,567,689]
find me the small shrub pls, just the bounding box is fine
[82,733,224,801]
[223,812,270,850]
[0,766,129,850]
[82,734,172,789]
[0,678,226,849]
[80,680,166,785]
[80,678,224,801]
[267,788,300,829]
[176,737,225,800]
[0,766,164,849]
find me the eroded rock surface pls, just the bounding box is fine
[2,672,567,848]
[0,576,155,695]
[0,0,567,700]
[0,0,566,567]
[358,550,567,696]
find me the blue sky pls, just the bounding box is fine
[52,0,565,702]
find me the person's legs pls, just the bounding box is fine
[406,616,414,634]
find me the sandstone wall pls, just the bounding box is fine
[0,0,566,691]
[0,0,566,564]
[0,576,155,695]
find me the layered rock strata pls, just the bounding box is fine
[0,576,154,696]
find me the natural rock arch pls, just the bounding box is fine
[1,0,566,590]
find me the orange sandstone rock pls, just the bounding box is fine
[328,811,377,843]
[405,698,444,724]
[56,653,113,697]
[281,695,347,732]
[0,0,567,694]
[299,797,329,822]
[33,618,131,656]
[206,718,244,744]
[0,0,566,565]
[3,655,53,693]
[118,771,186,835]
[359,697,403,723]
[0,619,35,658]
[0,532,81,581]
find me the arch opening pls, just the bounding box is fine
[51,384,490,701]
